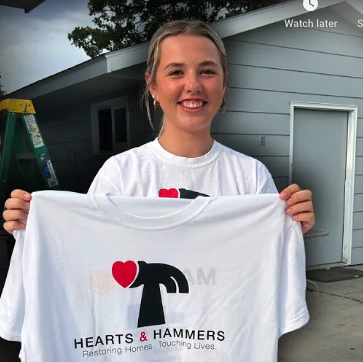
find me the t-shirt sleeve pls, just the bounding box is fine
[87,157,124,195]
[278,220,310,337]
[255,161,278,194]
[261,176,278,194]
[0,230,25,342]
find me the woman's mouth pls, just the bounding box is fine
[178,100,207,112]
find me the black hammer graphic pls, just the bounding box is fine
[112,261,189,328]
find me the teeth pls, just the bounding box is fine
[181,101,204,108]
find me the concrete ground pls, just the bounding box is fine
[279,266,363,362]
[1,269,363,362]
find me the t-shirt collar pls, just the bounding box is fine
[92,194,211,230]
[149,138,222,167]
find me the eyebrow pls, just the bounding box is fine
[164,61,219,70]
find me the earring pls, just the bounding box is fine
[220,98,226,109]
[154,98,161,110]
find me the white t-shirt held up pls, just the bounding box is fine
[0,191,309,362]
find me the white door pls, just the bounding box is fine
[292,108,348,266]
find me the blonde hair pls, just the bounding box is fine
[142,19,228,136]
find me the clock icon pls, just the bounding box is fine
[303,0,318,11]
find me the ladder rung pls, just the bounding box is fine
[16,153,35,160]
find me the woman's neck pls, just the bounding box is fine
[158,130,214,158]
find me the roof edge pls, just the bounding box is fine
[6,55,107,100]
[25,0,46,13]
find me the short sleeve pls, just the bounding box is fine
[255,160,278,194]
[87,157,124,195]
[0,230,25,342]
[261,177,278,194]
[278,221,310,337]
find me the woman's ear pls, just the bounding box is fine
[145,73,156,97]
[224,72,229,91]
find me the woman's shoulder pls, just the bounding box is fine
[103,141,154,170]
[88,141,154,195]
[216,141,277,193]
[217,141,267,169]
[113,141,153,160]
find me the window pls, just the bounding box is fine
[91,96,129,154]
[98,108,113,151]
[114,108,127,143]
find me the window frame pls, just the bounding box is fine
[91,96,129,155]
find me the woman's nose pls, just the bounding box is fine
[184,73,202,93]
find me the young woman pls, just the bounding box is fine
[3,20,315,235]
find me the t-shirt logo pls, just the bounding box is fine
[112,260,189,328]
[159,188,209,199]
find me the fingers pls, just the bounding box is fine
[5,197,31,211]
[289,189,312,203]
[280,185,315,234]
[283,190,312,206]
[10,189,31,201]
[2,190,31,236]
[3,209,28,222]
[293,211,315,224]
[279,184,301,200]
[3,220,26,235]
[3,209,28,235]
[285,201,313,216]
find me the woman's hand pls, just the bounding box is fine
[3,189,32,234]
[280,184,315,234]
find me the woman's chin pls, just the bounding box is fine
[177,119,212,133]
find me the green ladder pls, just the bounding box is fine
[0,98,61,208]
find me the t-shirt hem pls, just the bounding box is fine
[0,324,21,342]
[279,310,310,337]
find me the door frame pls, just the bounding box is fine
[289,101,358,265]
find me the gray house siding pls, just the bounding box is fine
[210,8,363,263]
[35,85,151,193]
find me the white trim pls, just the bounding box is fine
[106,42,149,73]
[289,101,358,265]
[91,96,130,155]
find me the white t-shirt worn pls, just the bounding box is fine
[0,191,308,362]
[88,138,278,197]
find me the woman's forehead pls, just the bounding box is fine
[159,34,221,63]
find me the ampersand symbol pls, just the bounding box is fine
[140,332,148,342]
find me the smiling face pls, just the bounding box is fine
[146,34,227,135]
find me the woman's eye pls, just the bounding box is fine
[169,70,183,76]
[201,69,216,74]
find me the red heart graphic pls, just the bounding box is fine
[159,188,179,198]
[112,261,138,288]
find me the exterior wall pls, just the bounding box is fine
[35,84,152,193]
[210,8,363,263]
